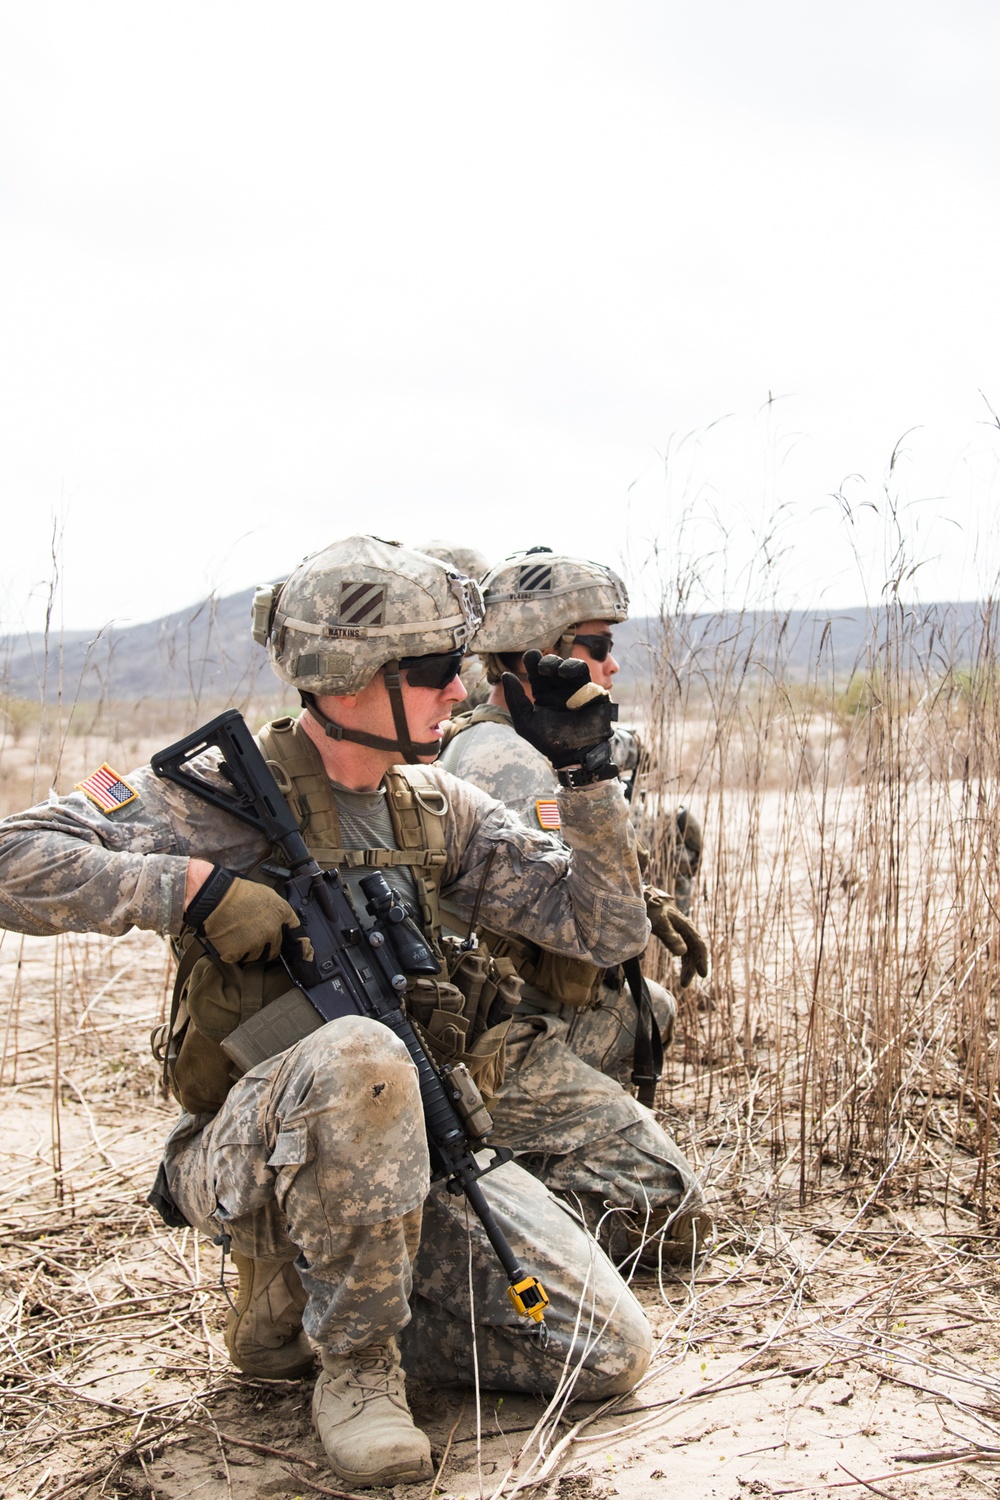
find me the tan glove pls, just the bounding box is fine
[198,877,298,964]
[644,886,709,989]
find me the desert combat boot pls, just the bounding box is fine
[224,1252,315,1379]
[312,1338,432,1487]
[625,1203,715,1270]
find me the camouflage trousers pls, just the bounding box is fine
[163,1017,652,1397]
[492,979,711,1261]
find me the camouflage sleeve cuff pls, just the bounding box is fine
[0,845,190,940]
[145,853,191,935]
[554,779,649,963]
[100,850,189,935]
[554,776,629,832]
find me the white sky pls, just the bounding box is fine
[2,1,999,633]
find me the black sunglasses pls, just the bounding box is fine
[571,633,614,663]
[398,649,465,690]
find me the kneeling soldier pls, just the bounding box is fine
[0,536,654,1489]
[439,547,714,1268]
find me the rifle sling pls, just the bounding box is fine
[621,954,663,1109]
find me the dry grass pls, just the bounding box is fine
[636,595,1000,1216]
[5,591,1000,1497]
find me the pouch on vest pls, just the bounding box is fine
[157,934,295,1115]
[153,715,459,1116]
[472,926,603,1011]
[406,939,523,1109]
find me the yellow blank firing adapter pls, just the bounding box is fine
[508,1274,549,1323]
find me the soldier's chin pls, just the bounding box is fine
[421,726,444,761]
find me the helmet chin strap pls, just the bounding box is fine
[301,663,438,764]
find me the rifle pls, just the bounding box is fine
[152,708,548,1324]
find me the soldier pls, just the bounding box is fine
[412,540,489,579]
[438,547,714,1268]
[415,539,491,704]
[0,537,655,1491]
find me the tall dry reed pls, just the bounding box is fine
[635,574,1000,1214]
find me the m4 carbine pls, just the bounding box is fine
[152,709,547,1323]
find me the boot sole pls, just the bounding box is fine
[229,1355,317,1379]
[325,1455,433,1487]
[225,1329,317,1380]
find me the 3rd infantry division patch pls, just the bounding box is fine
[76,764,138,814]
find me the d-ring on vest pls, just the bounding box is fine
[258,715,450,935]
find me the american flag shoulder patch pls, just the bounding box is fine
[76,764,138,815]
[535,798,561,831]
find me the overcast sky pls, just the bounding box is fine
[2,1,999,634]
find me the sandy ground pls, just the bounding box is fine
[4,930,1000,1500]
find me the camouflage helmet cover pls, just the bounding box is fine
[252,535,485,695]
[475,548,629,656]
[415,540,490,580]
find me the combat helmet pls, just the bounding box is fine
[475,547,628,681]
[415,540,489,580]
[251,535,484,761]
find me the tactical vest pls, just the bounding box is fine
[439,706,605,1011]
[154,715,518,1115]
[438,701,512,753]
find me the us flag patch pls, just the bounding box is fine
[339,581,387,627]
[519,562,552,593]
[535,799,561,830]
[76,764,138,814]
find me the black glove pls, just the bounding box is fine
[502,651,617,772]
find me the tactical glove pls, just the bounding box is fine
[185,868,297,964]
[644,886,709,988]
[502,651,617,773]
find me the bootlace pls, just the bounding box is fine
[348,1347,401,1409]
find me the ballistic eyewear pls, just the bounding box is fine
[398,649,466,690]
[570,633,614,663]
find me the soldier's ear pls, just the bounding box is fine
[313,690,362,712]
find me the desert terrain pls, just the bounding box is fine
[4,613,1000,1500]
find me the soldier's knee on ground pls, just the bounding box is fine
[408,1161,654,1400]
[399,1262,653,1401]
[574,1288,654,1398]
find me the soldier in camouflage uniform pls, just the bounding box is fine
[0,537,654,1491]
[415,540,490,703]
[438,548,713,1269]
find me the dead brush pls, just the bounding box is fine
[7,519,1000,1495]
[635,582,1000,1217]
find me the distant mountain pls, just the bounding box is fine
[1,588,269,703]
[617,599,994,685]
[1,590,992,703]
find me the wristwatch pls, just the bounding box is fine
[555,741,619,788]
